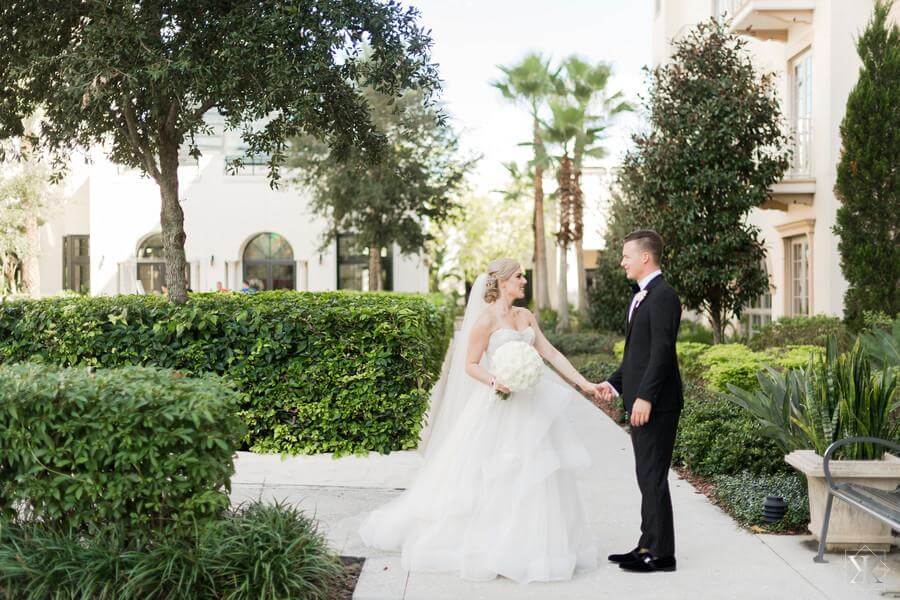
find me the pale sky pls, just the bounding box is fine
[403,0,652,247]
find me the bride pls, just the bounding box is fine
[359,258,601,584]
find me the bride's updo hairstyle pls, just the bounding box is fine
[484,258,521,303]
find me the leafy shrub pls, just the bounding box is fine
[678,319,715,344]
[765,345,822,371]
[711,471,809,533]
[0,363,244,535]
[544,330,622,356]
[676,342,710,380]
[673,383,790,478]
[0,291,454,455]
[699,344,767,392]
[727,338,898,459]
[0,501,344,600]
[613,339,626,361]
[746,315,850,352]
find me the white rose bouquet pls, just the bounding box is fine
[490,341,544,400]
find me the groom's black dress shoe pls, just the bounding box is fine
[607,547,647,564]
[619,554,676,573]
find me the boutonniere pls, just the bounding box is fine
[634,290,649,307]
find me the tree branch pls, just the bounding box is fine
[121,97,161,180]
[189,99,217,126]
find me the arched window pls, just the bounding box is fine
[242,233,295,291]
[137,234,166,294]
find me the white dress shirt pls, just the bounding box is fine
[628,270,662,322]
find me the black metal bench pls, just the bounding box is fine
[815,436,900,563]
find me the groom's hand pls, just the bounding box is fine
[630,398,652,427]
[596,381,616,402]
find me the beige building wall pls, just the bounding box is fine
[651,0,895,331]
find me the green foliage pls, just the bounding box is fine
[712,471,809,533]
[727,338,899,459]
[678,319,715,344]
[613,339,626,361]
[746,315,851,351]
[0,363,243,535]
[725,367,811,455]
[0,291,454,455]
[860,315,900,369]
[619,18,790,342]
[543,330,621,356]
[290,87,472,289]
[698,343,820,392]
[700,344,768,392]
[587,188,640,334]
[0,501,344,600]
[676,342,711,380]
[0,1,439,303]
[673,383,791,478]
[834,0,900,330]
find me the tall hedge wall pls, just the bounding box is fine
[0,291,454,455]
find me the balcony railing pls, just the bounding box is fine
[788,118,812,179]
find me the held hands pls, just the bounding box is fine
[630,398,652,427]
[594,381,617,402]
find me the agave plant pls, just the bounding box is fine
[725,366,809,454]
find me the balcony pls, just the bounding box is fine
[762,120,814,210]
[725,0,815,41]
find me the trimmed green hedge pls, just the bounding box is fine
[746,315,851,351]
[544,330,622,356]
[673,383,791,478]
[0,363,244,535]
[0,291,454,455]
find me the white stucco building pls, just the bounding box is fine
[36,111,429,298]
[652,0,898,333]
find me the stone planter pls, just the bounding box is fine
[785,450,900,551]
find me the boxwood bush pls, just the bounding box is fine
[673,383,791,478]
[543,330,622,357]
[746,315,851,351]
[0,291,454,455]
[0,363,244,535]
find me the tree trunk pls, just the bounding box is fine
[368,244,381,291]
[533,121,550,311]
[557,242,569,331]
[709,308,725,345]
[575,237,588,313]
[157,142,189,304]
[21,213,40,298]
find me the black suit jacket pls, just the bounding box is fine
[608,275,684,414]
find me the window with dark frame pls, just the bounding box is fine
[242,232,295,291]
[62,235,90,294]
[336,234,393,291]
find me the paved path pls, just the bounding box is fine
[231,395,900,600]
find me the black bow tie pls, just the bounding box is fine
[630,283,641,294]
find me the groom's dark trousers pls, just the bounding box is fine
[607,275,683,558]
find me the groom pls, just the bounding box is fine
[596,229,683,573]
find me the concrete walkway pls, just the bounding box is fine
[231,395,900,600]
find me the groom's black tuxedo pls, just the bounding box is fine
[607,273,683,559]
[607,274,683,415]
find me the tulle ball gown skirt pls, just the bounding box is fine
[359,365,598,584]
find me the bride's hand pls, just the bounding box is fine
[490,377,511,394]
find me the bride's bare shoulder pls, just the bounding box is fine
[514,306,538,324]
[472,310,496,332]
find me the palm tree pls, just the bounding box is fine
[493,53,557,311]
[541,99,584,331]
[557,57,633,314]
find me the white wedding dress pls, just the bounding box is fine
[359,309,599,583]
